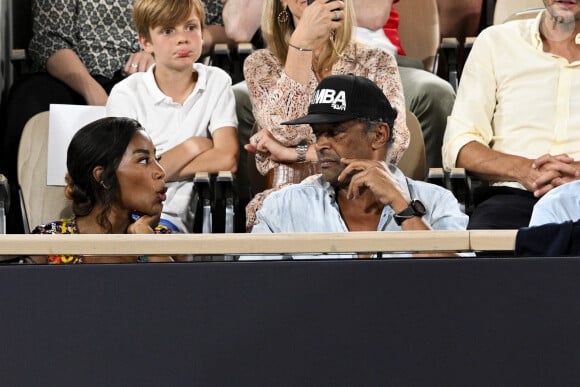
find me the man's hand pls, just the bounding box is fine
[530,153,579,197]
[338,158,409,211]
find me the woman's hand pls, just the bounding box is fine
[127,212,174,262]
[127,211,161,234]
[246,129,302,163]
[124,51,155,75]
[290,0,345,49]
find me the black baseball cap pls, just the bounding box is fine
[281,74,397,127]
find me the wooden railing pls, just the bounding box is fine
[0,230,518,258]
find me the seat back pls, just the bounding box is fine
[396,0,440,72]
[398,110,426,181]
[17,111,71,232]
[502,7,544,23]
[436,0,483,41]
[493,0,544,24]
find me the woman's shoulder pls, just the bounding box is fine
[32,218,78,234]
[349,42,395,62]
[246,48,279,68]
[244,49,284,82]
[247,48,276,59]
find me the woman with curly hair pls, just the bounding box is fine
[32,117,171,264]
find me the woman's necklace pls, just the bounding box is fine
[312,55,331,81]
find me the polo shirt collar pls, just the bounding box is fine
[143,63,208,105]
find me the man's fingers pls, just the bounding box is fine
[346,170,368,199]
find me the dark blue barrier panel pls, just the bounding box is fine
[1,257,580,386]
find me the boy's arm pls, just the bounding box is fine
[177,126,239,178]
[159,137,214,182]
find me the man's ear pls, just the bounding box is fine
[370,123,390,150]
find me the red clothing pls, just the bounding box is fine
[383,0,406,56]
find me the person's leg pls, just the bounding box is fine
[397,66,456,171]
[468,187,538,230]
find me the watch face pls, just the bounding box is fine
[411,200,426,215]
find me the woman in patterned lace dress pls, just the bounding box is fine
[32,117,172,264]
[242,0,408,228]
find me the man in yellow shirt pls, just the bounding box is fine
[443,0,580,229]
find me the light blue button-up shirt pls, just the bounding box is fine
[529,180,580,226]
[242,165,469,260]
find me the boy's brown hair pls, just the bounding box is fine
[133,0,205,40]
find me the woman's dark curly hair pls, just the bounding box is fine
[65,117,143,233]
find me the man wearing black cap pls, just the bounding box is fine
[247,75,467,257]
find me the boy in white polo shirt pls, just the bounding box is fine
[106,0,239,233]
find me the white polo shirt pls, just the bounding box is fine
[106,63,238,232]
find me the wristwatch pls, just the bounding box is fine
[296,142,308,163]
[393,199,426,226]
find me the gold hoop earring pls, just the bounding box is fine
[277,8,289,24]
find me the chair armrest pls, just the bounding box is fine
[439,37,460,91]
[190,171,242,235]
[205,43,254,84]
[427,167,475,215]
[216,171,235,234]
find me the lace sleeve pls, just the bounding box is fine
[244,50,317,174]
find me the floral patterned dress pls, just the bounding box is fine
[32,218,82,264]
[32,218,172,264]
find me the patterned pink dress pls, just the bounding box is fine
[244,41,409,176]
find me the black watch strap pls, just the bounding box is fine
[393,200,426,226]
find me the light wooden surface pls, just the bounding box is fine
[469,229,518,251]
[0,230,519,256]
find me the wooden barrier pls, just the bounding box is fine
[470,229,518,251]
[0,230,517,257]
